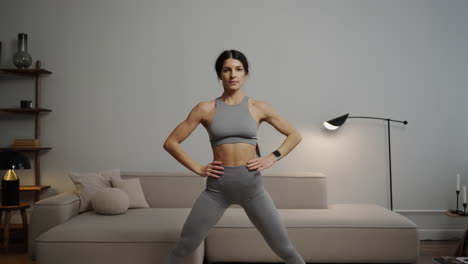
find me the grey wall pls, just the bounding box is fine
[1,0,467,239]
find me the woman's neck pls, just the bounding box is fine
[220,91,245,104]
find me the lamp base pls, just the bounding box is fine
[1,179,20,206]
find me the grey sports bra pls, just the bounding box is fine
[207,96,258,147]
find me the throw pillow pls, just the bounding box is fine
[111,178,150,209]
[100,168,121,182]
[92,188,129,215]
[68,168,121,213]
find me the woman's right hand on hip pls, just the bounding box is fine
[199,161,224,178]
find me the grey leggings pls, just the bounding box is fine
[164,164,305,264]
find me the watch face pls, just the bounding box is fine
[273,150,281,157]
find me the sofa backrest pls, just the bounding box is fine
[122,171,327,209]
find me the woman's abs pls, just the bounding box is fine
[212,143,257,166]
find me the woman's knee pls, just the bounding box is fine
[172,236,199,257]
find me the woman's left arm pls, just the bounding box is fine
[247,101,302,171]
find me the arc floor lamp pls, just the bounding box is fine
[324,113,408,211]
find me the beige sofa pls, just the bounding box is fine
[28,171,419,264]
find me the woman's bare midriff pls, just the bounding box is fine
[212,143,257,166]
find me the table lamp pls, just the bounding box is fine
[324,113,408,211]
[0,151,31,206]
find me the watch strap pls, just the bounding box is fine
[272,150,282,159]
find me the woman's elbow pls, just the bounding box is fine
[163,139,175,151]
[295,131,302,143]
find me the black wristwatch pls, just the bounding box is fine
[272,150,282,160]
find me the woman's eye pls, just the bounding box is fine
[223,68,243,71]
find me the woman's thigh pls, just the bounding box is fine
[241,190,290,243]
[179,190,229,240]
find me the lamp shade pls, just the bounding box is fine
[323,113,349,130]
[0,151,31,170]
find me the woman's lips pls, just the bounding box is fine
[229,81,238,84]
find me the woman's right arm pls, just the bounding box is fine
[163,102,224,178]
[163,102,205,175]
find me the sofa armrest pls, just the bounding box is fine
[28,191,80,259]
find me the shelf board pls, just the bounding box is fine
[0,185,51,192]
[0,108,52,113]
[0,224,27,230]
[0,68,52,76]
[0,147,52,152]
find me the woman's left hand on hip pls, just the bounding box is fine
[247,154,277,172]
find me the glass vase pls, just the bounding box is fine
[13,33,32,69]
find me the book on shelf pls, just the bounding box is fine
[433,257,468,264]
[14,139,41,147]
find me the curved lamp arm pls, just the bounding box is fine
[324,113,408,130]
[349,116,408,124]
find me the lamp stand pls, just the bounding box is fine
[387,119,393,211]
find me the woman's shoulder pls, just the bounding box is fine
[193,98,216,113]
[248,97,271,110]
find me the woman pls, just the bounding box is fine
[163,50,304,264]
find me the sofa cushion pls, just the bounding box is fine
[214,203,417,228]
[91,188,129,215]
[111,178,150,209]
[36,208,193,243]
[206,203,419,263]
[35,207,205,264]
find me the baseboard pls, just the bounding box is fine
[395,209,447,215]
[418,229,465,240]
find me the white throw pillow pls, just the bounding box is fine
[111,178,150,209]
[92,188,129,215]
[100,168,121,182]
[68,168,121,213]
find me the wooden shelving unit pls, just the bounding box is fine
[0,61,52,202]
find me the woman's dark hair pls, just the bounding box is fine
[214,50,261,158]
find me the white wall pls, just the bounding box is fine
[1,0,467,239]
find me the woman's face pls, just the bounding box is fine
[220,58,247,91]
